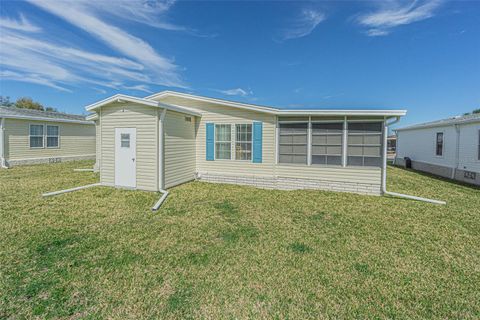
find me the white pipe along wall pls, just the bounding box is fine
[382,116,446,205]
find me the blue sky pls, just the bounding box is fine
[0,0,479,128]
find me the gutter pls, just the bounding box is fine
[0,118,7,168]
[381,116,446,205]
[152,189,169,211]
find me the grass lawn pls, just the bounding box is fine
[1,161,479,319]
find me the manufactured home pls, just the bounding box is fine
[395,113,480,186]
[0,106,95,168]
[85,91,406,196]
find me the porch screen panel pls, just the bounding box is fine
[279,123,308,164]
[347,122,383,167]
[311,122,343,165]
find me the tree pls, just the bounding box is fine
[0,96,15,107]
[14,97,45,111]
[464,109,480,115]
[472,108,480,114]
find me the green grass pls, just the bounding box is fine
[1,160,479,319]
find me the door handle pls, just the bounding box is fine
[132,158,135,162]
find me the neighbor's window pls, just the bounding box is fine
[436,132,443,156]
[235,124,252,160]
[279,122,308,164]
[347,122,383,167]
[29,124,44,148]
[215,124,231,160]
[46,125,59,148]
[311,122,343,166]
[121,133,130,148]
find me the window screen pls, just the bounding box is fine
[311,122,343,165]
[46,125,59,148]
[215,124,231,160]
[29,124,44,148]
[279,122,308,164]
[436,132,443,156]
[347,122,382,167]
[235,124,252,160]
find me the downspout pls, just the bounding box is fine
[452,124,460,179]
[152,108,168,211]
[0,118,7,168]
[381,116,446,205]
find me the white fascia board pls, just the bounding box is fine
[276,109,407,117]
[0,114,93,125]
[85,113,98,121]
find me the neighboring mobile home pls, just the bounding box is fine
[395,113,480,185]
[0,106,95,168]
[85,91,406,195]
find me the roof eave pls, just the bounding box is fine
[84,94,202,117]
[396,117,480,131]
[276,110,407,117]
[0,114,93,125]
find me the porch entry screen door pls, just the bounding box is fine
[115,128,136,188]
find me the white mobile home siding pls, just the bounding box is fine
[396,120,480,185]
[99,103,158,191]
[4,118,95,164]
[396,126,457,168]
[163,110,196,188]
[458,122,480,173]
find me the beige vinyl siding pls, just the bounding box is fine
[164,110,196,188]
[157,95,277,177]
[4,118,95,160]
[100,103,158,191]
[155,95,381,187]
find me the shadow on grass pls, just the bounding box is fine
[389,165,480,190]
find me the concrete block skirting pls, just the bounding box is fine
[5,154,95,167]
[197,172,381,196]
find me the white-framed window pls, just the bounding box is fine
[235,124,252,160]
[121,133,130,148]
[29,124,44,148]
[46,125,59,148]
[311,122,343,166]
[436,132,443,156]
[347,122,383,167]
[215,124,232,160]
[278,122,308,164]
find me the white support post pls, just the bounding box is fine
[342,116,347,167]
[275,116,279,165]
[307,116,312,166]
[0,118,5,168]
[382,119,388,192]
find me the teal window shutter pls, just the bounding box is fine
[253,122,263,163]
[206,123,214,161]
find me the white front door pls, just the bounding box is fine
[115,128,136,188]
